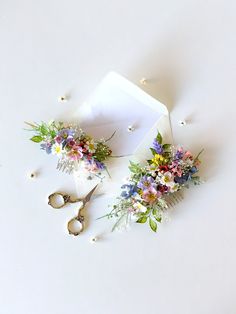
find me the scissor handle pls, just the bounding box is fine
[67,214,84,236]
[48,192,82,209]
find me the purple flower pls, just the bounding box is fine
[40,142,52,154]
[58,128,75,140]
[175,149,184,160]
[95,160,105,170]
[153,139,163,154]
[137,176,157,190]
[85,159,105,171]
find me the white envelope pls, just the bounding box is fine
[74,72,173,196]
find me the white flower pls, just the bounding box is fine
[133,202,147,213]
[160,171,175,187]
[169,183,179,193]
[51,143,63,156]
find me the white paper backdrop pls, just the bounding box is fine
[0,1,236,314]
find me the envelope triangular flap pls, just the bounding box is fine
[79,72,170,156]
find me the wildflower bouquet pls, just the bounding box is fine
[102,132,203,232]
[26,121,112,175]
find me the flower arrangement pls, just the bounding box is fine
[101,132,203,232]
[25,121,112,176]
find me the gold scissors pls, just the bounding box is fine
[48,184,98,236]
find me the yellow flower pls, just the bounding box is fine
[151,154,165,165]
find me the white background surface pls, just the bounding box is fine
[0,1,235,313]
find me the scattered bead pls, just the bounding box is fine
[178,120,187,127]
[127,125,135,132]
[58,95,67,102]
[140,78,147,85]
[90,236,98,243]
[28,171,37,179]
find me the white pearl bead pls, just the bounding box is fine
[90,236,98,243]
[178,120,187,127]
[58,95,67,102]
[127,125,135,132]
[140,78,147,85]
[28,171,37,179]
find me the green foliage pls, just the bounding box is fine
[129,161,141,173]
[40,124,48,136]
[191,176,201,185]
[150,148,157,156]
[94,142,112,162]
[136,216,147,223]
[149,217,157,232]
[162,144,171,151]
[156,131,162,144]
[30,135,43,143]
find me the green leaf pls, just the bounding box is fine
[152,208,157,215]
[156,131,162,144]
[50,130,57,138]
[30,136,43,143]
[162,144,171,151]
[144,208,151,215]
[128,161,141,174]
[149,217,157,232]
[150,148,156,156]
[154,216,162,223]
[136,216,147,223]
[152,208,162,222]
[40,124,48,136]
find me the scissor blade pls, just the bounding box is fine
[84,184,99,204]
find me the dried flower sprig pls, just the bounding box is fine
[25,121,112,176]
[100,131,203,232]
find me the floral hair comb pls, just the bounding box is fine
[25,121,113,177]
[100,131,203,232]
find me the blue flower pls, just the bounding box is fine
[40,142,52,154]
[137,176,156,190]
[120,184,138,199]
[174,174,189,184]
[189,166,198,174]
[153,139,163,154]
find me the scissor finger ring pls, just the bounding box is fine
[67,214,84,236]
[48,192,81,209]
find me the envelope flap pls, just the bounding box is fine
[77,72,169,156]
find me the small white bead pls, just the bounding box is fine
[28,171,37,179]
[178,120,187,127]
[140,78,147,85]
[90,236,98,243]
[58,95,67,102]
[127,125,135,132]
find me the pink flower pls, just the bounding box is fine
[183,151,193,160]
[84,159,99,173]
[55,135,63,144]
[67,145,83,161]
[142,187,161,204]
[127,207,135,212]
